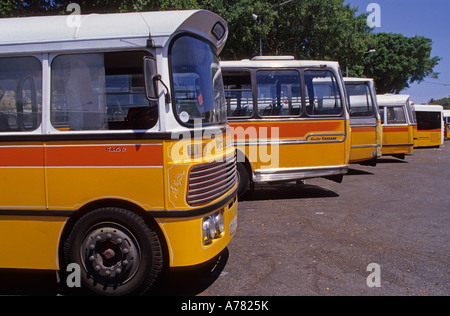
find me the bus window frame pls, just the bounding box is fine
[223,69,255,120]
[254,68,303,119]
[303,68,345,118]
[168,32,227,128]
[0,55,43,134]
[225,66,345,122]
[346,82,377,119]
[48,50,159,134]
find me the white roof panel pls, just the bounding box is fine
[0,10,215,54]
[376,94,410,106]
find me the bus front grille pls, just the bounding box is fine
[187,154,237,206]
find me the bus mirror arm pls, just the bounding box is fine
[153,74,171,104]
[144,56,171,104]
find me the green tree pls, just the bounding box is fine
[266,0,373,77]
[1,0,441,95]
[429,97,450,109]
[363,33,441,94]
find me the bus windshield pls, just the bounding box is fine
[170,35,226,125]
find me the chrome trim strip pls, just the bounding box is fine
[253,165,349,183]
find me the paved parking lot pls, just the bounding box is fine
[1,143,449,296]
[162,143,450,296]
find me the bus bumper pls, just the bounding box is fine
[156,194,238,268]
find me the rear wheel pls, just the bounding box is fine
[63,207,163,296]
[237,162,250,198]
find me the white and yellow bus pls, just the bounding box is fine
[221,56,351,196]
[413,104,444,147]
[0,10,238,295]
[344,77,382,166]
[377,94,415,159]
[442,109,450,140]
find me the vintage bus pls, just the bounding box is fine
[413,104,444,147]
[221,56,351,196]
[344,77,382,166]
[0,10,238,295]
[443,110,450,139]
[377,94,415,159]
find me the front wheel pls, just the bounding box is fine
[62,207,163,296]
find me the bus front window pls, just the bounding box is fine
[170,35,226,125]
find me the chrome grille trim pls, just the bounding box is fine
[187,154,237,206]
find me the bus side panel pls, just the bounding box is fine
[0,145,46,209]
[416,129,443,147]
[0,216,67,270]
[45,141,165,211]
[230,119,348,171]
[349,125,378,163]
[382,126,413,155]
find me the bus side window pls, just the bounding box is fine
[387,106,406,124]
[255,70,302,117]
[51,51,157,131]
[223,71,253,117]
[0,57,42,132]
[305,70,342,116]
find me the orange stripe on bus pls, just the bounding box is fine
[0,147,44,167]
[0,145,163,167]
[46,145,163,167]
[229,121,343,139]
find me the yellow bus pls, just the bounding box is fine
[377,94,415,159]
[413,104,444,148]
[344,77,382,166]
[0,10,238,295]
[442,110,450,140]
[221,56,351,196]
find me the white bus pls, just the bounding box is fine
[0,10,238,296]
[413,104,444,147]
[443,109,450,139]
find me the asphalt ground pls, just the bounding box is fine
[0,143,449,297]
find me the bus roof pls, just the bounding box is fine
[376,94,410,106]
[414,104,444,112]
[0,10,228,54]
[443,110,450,117]
[221,57,341,71]
[343,77,374,84]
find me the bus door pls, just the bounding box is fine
[380,105,411,158]
[345,80,380,165]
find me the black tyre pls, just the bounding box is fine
[63,207,163,296]
[237,162,250,198]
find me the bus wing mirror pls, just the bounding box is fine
[144,56,159,101]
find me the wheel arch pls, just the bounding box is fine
[58,198,170,272]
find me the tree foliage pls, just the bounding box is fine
[0,0,441,94]
[363,33,441,94]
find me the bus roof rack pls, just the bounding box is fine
[251,56,295,61]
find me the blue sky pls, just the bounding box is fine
[344,0,450,103]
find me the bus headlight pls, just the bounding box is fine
[202,210,225,245]
[202,217,216,243]
[213,212,225,236]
